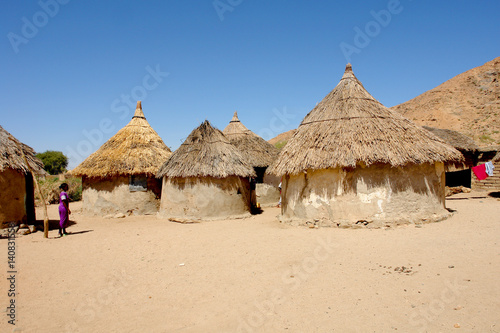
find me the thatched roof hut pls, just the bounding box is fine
[70,102,172,216]
[421,126,479,187]
[1,125,45,227]
[0,125,45,175]
[268,64,463,228]
[222,111,281,205]
[157,120,255,179]
[157,120,256,220]
[422,126,478,154]
[268,64,462,176]
[222,111,279,168]
[71,101,171,178]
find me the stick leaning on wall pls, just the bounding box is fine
[8,136,49,238]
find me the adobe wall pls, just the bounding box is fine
[281,162,448,228]
[0,169,27,227]
[82,175,160,216]
[255,183,280,207]
[263,173,280,187]
[159,176,252,220]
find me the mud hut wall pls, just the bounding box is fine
[472,160,500,191]
[82,175,160,216]
[0,169,28,226]
[255,183,280,207]
[159,176,252,219]
[282,162,446,224]
[263,173,280,187]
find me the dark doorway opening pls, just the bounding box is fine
[445,169,471,188]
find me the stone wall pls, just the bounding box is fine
[82,175,160,216]
[281,162,448,228]
[159,176,252,220]
[471,160,500,192]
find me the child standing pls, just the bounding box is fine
[58,183,71,237]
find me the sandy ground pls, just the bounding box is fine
[1,191,499,333]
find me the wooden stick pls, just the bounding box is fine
[168,217,201,224]
[8,137,49,238]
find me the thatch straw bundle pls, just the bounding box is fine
[268,64,463,176]
[157,120,256,178]
[70,102,172,177]
[0,125,45,175]
[422,126,478,153]
[222,111,279,167]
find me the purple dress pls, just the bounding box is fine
[59,191,69,228]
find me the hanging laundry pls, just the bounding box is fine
[472,163,488,180]
[485,161,495,177]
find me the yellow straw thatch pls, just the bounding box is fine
[422,126,478,153]
[0,125,46,175]
[268,64,463,176]
[70,101,172,177]
[222,111,279,167]
[157,120,256,178]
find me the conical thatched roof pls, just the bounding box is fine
[70,101,172,177]
[0,125,46,175]
[222,111,279,167]
[157,120,256,178]
[422,126,479,153]
[268,64,463,176]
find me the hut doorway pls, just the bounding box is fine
[445,169,471,188]
[25,173,35,223]
[254,167,267,183]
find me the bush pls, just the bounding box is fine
[274,141,287,150]
[35,176,82,206]
[36,151,68,175]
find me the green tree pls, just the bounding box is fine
[36,151,68,175]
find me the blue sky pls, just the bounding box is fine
[1,0,499,168]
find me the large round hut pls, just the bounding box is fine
[267,64,463,227]
[222,111,280,206]
[70,101,172,216]
[1,125,46,227]
[157,120,256,220]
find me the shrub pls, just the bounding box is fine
[36,151,68,175]
[35,176,82,205]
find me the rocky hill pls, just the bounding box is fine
[268,129,295,149]
[391,57,500,146]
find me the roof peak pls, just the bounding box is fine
[341,63,355,80]
[133,101,146,119]
[230,111,240,122]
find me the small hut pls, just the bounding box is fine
[222,111,280,206]
[70,101,172,216]
[157,120,255,220]
[267,64,463,227]
[0,125,46,227]
[423,126,479,188]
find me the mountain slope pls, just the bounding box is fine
[391,57,500,146]
[268,129,295,149]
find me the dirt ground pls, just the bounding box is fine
[1,191,499,333]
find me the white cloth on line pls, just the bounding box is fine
[485,161,495,177]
